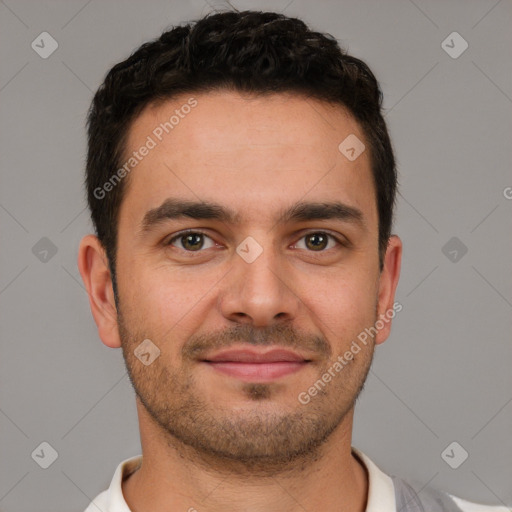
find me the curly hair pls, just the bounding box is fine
[85,10,397,289]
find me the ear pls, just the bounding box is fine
[78,234,121,348]
[374,235,402,345]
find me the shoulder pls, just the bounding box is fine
[393,475,509,512]
[449,494,511,512]
[351,448,509,512]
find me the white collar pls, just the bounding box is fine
[352,447,396,511]
[86,447,396,512]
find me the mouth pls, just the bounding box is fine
[201,348,312,382]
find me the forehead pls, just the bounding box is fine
[119,90,376,229]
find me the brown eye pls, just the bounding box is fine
[168,232,215,251]
[181,233,204,251]
[305,233,328,251]
[294,232,340,252]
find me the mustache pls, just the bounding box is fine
[182,323,332,360]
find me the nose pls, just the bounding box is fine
[218,241,301,327]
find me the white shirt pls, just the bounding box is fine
[85,448,509,512]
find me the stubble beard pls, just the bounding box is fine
[118,309,375,476]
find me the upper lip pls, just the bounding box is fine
[203,348,310,363]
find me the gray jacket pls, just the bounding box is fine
[392,476,463,511]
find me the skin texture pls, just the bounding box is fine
[78,90,402,512]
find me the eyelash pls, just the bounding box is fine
[165,229,346,253]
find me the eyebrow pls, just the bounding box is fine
[140,199,241,233]
[139,198,366,234]
[277,201,365,228]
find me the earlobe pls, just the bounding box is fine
[375,235,402,345]
[77,234,121,349]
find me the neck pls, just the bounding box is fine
[123,405,368,512]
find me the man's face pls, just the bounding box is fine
[113,91,390,470]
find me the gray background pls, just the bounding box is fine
[0,0,511,510]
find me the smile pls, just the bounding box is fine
[202,348,311,382]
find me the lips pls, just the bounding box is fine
[202,348,311,382]
[205,348,309,363]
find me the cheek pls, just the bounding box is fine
[302,270,378,345]
[121,262,216,339]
